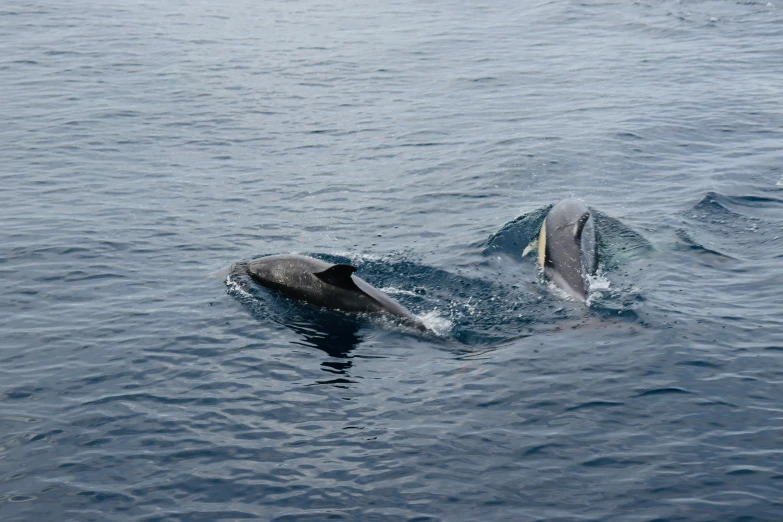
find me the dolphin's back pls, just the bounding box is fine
[245,254,423,328]
[543,199,597,300]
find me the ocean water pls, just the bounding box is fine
[2,0,783,520]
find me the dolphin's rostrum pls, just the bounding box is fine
[245,254,426,330]
[524,199,598,300]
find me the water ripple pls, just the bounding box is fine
[2,0,783,519]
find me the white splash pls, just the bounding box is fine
[377,286,419,297]
[225,274,251,298]
[417,310,453,337]
[586,269,611,305]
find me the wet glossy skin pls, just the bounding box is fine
[541,199,597,300]
[245,254,425,329]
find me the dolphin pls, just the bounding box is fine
[523,199,597,300]
[243,254,426,331]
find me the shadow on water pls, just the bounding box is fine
[226,263,368,384]
[285,315,364,358]
[285,315,364,388]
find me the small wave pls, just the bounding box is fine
[636,387,692,397]
[566,401,625,412]
[674,228,737,261]
[678,192,783,260]
[482,205,551,258]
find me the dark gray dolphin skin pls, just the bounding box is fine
[245,254,426,330]
[523,199,597,300]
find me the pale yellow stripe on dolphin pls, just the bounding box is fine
[537,219,546,271]
[521,220,547,273]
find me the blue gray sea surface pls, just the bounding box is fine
[2,0,783,520]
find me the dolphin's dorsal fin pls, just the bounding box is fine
[574,212,590,240]
[314,264,358,290]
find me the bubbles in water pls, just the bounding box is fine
[418,310,453,337]
[545,279,576,302]
[462,296,478,316]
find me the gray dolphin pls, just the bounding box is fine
[244,254,426,330]
[523,199,597,300]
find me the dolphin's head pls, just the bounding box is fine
[247,257,276,286]
[540,199,597,300]
[245,255,304,290]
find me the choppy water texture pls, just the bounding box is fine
[2,0,783,520]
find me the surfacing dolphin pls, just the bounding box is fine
[523,199,597,300]
[243,254,426,331]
